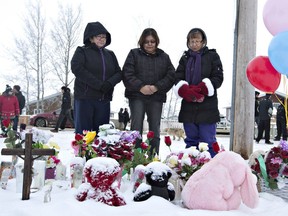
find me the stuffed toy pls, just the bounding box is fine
[133,161,175,202]
[181,151,259,211]
[75,157,126,206]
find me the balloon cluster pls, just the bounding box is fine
[246,0,288,92]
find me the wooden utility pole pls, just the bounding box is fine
[230,0,258,159]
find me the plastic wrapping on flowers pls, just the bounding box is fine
[164,143,212,182]
[250,140,288,190]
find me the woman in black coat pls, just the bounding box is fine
[173,28,223,157]
[71,21,122,134]
[123,28,175,155]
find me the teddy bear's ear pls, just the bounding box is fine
[167,170,172,179]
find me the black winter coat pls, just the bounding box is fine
[123,48,175,103]
[15,91,25,114]
[259,98,273,120]
[175,47,223,124]
[71,22,122,101]
[61,91,72,110]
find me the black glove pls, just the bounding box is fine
[101,81,113,94]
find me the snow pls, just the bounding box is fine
[1,129,288,216]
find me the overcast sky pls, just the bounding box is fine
[0,0,273,113]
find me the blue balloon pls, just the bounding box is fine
[268,31,288,75]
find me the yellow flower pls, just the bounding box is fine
[167,155,178,168]
[48,141,60,150]
[84,131,96,144]
[152,154,161,162]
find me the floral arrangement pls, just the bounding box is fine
[46,155,61,168]
[71,131,97,159]
[164,143,212,182]
[124,131,157,172]
[1,119,22,148]
[250,140,288,190]
[71,124,141,166]
[92,129,140,166]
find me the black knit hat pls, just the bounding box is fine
[5,85,12,93]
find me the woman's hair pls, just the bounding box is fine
[138,28,160,49]
[186,28,207,47]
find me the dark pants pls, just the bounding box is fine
[123,121,128,130]
[13,115,19,131]
[256,119,271,142]
[55,108,74,130]
[129,99,163,155]
[74,99,110,134]
[183,122,217,157]
[275,118,287,140]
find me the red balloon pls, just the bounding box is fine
[246,56,281,93]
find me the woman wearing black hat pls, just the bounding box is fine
[173,28,224,157]
[71,21,122,134]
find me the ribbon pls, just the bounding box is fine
[257,155,269,187]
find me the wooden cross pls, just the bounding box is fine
[1,133,55,200]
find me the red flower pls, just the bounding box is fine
[75,134,83,141]
[269,170,279,179]
[282,165,288,176]
[212,142,220,153]
[281,150,288,159]
[164,136,172,146]
[2,119,11,128]
[140,142,149,150]
[147,131,154,139]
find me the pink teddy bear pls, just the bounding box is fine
[181,151,259,211]
[75,157,126,206]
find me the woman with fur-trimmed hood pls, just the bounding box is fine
[173,28,224,157]
[71,21,122,134]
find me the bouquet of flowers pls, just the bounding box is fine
[124,131,157,172]
[71,124,141,166]
[46,155,61,168]
[1,119,22,148]
[71,130,97,159]
[92,128,140,166]
[250,140,288,190]
[164,143,212,182]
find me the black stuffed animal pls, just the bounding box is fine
[133,161,175,202]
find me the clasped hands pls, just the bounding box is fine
[140,85,158,95]
[178,82,208,103]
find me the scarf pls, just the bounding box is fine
[185,49,202,85]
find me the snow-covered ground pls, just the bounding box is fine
[0,129,287,216]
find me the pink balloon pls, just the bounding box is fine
[246,56,281,93]
[263,0,288,36]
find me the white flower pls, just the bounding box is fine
[199,151,211,159]
[199,142,209,152]
[185,146,200,157]
[181,153,191,166]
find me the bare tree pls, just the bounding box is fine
[49,3,82,88]
[8,39,35,114]
[23,0,47,113]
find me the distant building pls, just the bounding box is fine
[26,92,63,115]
